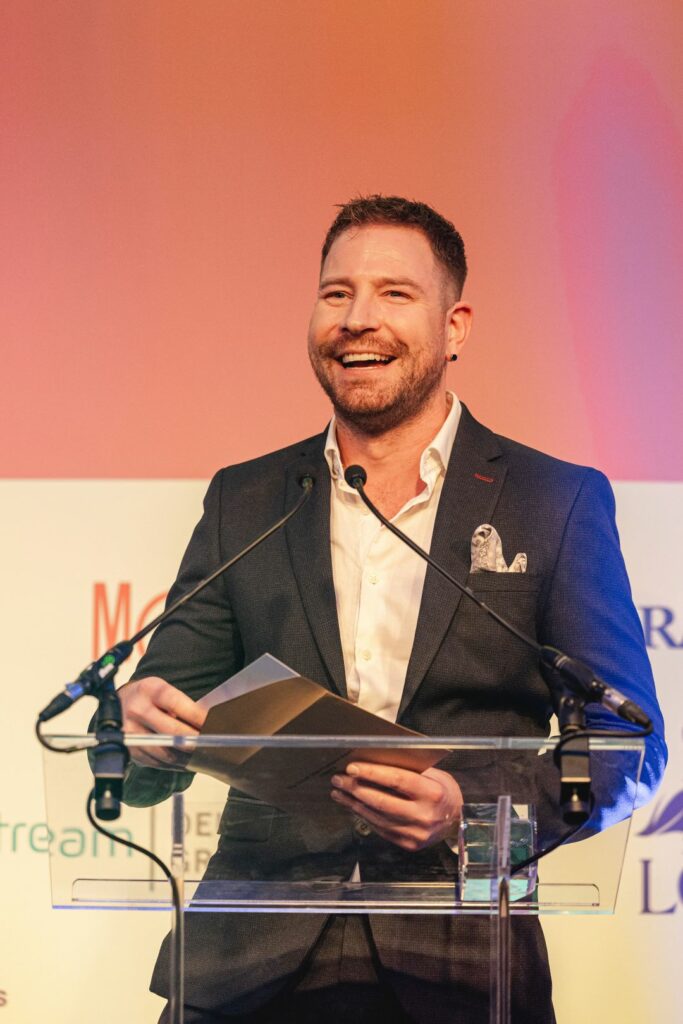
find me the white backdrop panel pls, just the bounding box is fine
[0,480,680,1023]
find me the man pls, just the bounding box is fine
[119,196,666,1023]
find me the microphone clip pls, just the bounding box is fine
[545,671,592,826]
[91,690,130,822]
[83,644,132,822]
[557,699,592,826]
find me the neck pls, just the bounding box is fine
[335,389,451,515]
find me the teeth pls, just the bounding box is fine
[340,353,393,365]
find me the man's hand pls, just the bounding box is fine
[330,762,463,851]
[118,677,207,768]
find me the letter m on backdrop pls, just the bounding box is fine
[93,583,131,659]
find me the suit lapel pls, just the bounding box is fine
[399,405,507,718]
[284,437,347,697]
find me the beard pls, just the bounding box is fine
[308,334,446,437]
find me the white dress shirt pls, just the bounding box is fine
[324,392,462,723]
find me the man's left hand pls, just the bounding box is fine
[330,763,463,851]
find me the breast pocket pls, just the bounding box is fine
[454,572,544,664]
[466,571,543,594]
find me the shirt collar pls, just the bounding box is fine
[324,391,462,493]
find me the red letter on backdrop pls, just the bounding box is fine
[93,583,131,659]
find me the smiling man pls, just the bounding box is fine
[309,218,469,436]
[118,196,666,1023]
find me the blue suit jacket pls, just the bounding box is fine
[125,405,666,1021]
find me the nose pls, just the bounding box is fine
[340,292,381,335]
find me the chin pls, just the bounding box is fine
[333,396,414,435]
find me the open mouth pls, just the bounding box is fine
[336,352,397,369]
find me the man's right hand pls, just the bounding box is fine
[118,677,207,768]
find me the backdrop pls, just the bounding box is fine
[1,2,681,1021]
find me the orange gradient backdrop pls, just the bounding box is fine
[3,0,682,479]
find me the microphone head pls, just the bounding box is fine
[297,466,317,492]
[344,464,367,489]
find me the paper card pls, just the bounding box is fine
[197,652,299,710]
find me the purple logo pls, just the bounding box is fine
[638,791,683,836]
[638,606,683,649]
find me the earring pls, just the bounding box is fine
[447,353,458,362]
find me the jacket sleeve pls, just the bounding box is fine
[532,467,667,840]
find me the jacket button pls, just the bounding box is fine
[353,817,372,837]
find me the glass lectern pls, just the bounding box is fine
[42,733,643,1024]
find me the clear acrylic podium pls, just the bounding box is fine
[42,733,644,1024]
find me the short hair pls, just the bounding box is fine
[321,194,467,297]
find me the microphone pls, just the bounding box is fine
[343,464,652,730]
[539,648,651,728]
[37,469,316,723]
[298,467,316,490]
[345,465,367,489]
[38,641,134,723]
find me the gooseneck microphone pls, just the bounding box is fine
[38,468,316,724]
[345,463,651,827]
[343,464,651,730]
[37,467,316,822]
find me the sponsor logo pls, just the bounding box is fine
[0,816,133,857]
[182,810,223,875]
[0,810,221,876]
[638,792,683,837]
[638,606,683,649]
[638,791,683,914]
[93,582,167,659]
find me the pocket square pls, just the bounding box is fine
[470,524,527,573]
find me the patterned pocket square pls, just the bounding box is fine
[470,524,527,573]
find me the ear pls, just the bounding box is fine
[445,302,473,361]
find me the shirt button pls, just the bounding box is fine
[361,507,370,516]
[360,649,372,661]
[353,817,372,837]
[368,573,378,585]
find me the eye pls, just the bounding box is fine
[385,290,410,300]
[323,290,350,302]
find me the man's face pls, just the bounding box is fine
[308,224,460,434]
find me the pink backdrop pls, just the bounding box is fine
[3,1,682,479]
